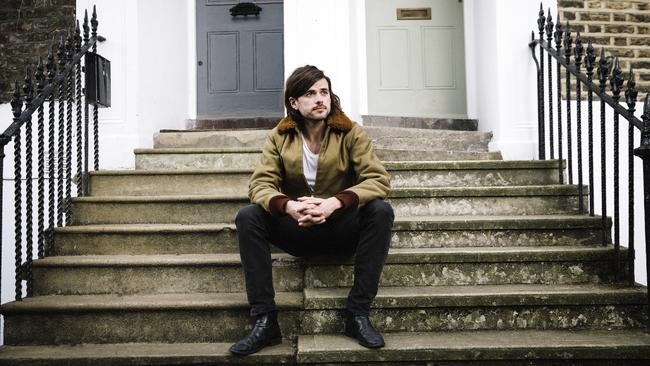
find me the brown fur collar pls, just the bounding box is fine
[276,112,352,134]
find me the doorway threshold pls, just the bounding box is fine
[362,115,478,131]
[185,114,284,131]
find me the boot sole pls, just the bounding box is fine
[229,337,282,356]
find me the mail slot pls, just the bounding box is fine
[397,8,432,20]
[85,53,111,107]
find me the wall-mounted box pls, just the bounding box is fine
[85,53,111,107]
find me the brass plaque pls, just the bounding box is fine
[397,8,432,20]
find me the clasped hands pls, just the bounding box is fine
[285,196,342,227]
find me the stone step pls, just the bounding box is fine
[69,186,587,225]
[0,292,302,345]
[52,215,610,256]
[154,129,270,149]
[134,148,502,170]
[2,330,649,365]
[31,254,302,296]
[32,246,625,296]
[89,160,563,196]
[305,246,627,288]
[0,341,294,366]
[388,185,587,217]
[301,284,648,333]
[153,127,493,151]
[376,149,502,161]
[297,330,650,365]
[361,115,479,131]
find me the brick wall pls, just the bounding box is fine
[558,0,650,100]
[0,0,75,104]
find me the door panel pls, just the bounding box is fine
[379,28,410,89]
[197,0,284,115]
[366,0,467,118]
[254,31,284,91]
[208,32,239,92]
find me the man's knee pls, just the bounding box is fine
[362,200,394,223]
[235,204,266,228]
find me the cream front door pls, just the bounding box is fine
[366,0,467,118]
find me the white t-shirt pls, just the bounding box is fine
[302,136,318,190]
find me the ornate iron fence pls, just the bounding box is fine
[530,3,649,332]
[1,6,108,301]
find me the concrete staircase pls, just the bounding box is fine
[0,126,649,365]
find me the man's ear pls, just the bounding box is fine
[289,97,298,110]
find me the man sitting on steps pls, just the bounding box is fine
[229,65,394,356]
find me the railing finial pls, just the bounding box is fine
[554,15,563,49]
[35,57,45,94]
[23,68,33,108]
[626,68,638,113]
[11,81,22,119]
[585,39,596,72]
[538,3,546,40]
[75,20,82,52]
[83,9,90,42]
[575,32,584,68]
[57,35,66,69]
[563,21,572,61]
[545,9,554,41]
[611,57,623,99]
[598,48,608,91]
[46,45,56,83]
[91,5,98,38]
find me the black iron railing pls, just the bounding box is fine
[530,3,650,332]
[1,6,107,301]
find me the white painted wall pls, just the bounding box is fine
[470,0,555,160]
[0,0,647,345]
[75,0,192,157]
[284,0,363,122]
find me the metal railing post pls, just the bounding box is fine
[633,94,650,333]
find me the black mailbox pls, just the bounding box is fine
[85,53,111,107]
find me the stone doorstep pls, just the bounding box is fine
[153,127,493,149]
[133,150,504,168]
[91,159,564,174]
[0,342,294,366]
[88,161,565,195]
[361,115,479,131]
[30,246,627,295]
[55,215,610,234]
[2,285,646,345]
[302,284,648,310]
[296,330,650,364]
[69,187,590,225]
[71,186,586,202]
[50,215,611,256]
[2,330,649,365]
[34,247,621,267]
[4,284,642,315]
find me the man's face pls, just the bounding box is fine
[289,78,331,123]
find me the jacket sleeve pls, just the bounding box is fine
[342,125,390,207]
[248,133,289,215]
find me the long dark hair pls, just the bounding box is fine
[284,65,343,122]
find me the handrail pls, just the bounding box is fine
[530,38,643,130]
[1,37,100,143]
[1,5,108,301]
[530,2,650,333]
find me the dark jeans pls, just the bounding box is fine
[235,199,394,317]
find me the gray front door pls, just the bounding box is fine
[196,0,284,116]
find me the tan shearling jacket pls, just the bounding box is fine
[248,112,390,216]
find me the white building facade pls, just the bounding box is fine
[0,0,647,341]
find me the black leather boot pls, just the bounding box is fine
[344,311,385,348]
[229,311,282,355]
